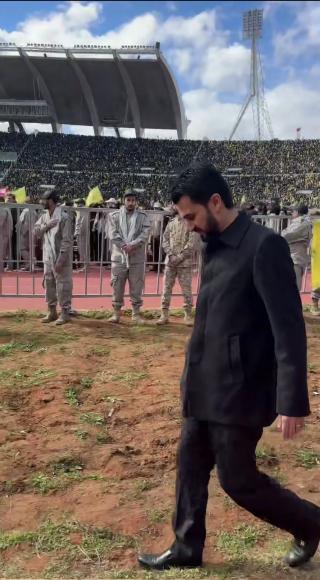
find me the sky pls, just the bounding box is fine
[0,0,320,140]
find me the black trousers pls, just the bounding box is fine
[173,418,320,558]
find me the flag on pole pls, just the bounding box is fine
[12,186,27,203]
[85,186,103,207]
[311,221,320,290]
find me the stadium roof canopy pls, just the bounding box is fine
[0,42,188,138]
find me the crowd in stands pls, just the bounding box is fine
[1,132,320,207]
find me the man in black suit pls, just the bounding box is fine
[138,163,320,571]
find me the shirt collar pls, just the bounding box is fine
[218,211,251,248]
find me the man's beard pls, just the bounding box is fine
[196,208,219,238]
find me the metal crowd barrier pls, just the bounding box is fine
[0,206,312,298]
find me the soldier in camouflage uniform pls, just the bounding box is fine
[157,212,200,326]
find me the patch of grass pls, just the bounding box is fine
[147,508,170,524]
[75,429,89,440]
[0,341,39,357]
[132,479,156,499]
[101,395,124,405]
[111,371,148,385]
[296,449,320,469]
[0,367,57,388]
[256,445,278,467]
[96,433,114,444]
[80,310,110,319]
[80,412,105,426]
[216,524,265,561]
[0,518,136,570]
[80,376,93,389]
[30,473,74,494]
[64,387,81,407]
[50,456,84,475]
[86,346,110,358]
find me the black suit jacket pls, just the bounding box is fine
[181,212,309,427]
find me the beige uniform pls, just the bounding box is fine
[108,207,150,311]
[34,207,73,313]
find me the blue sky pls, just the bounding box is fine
[0,1,320,139]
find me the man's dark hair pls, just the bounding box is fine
[170,162,234,209]
[41,190,59,204]
[298,203,308,216]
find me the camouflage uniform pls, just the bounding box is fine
[161,216,200,313]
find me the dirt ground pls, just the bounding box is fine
[0,309,319,579]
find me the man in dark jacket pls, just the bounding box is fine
[138,163,320,571]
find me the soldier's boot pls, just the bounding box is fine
[55,309,71,326]
[156,309,169,325]
[132,309,145,325]
[110,309,121,324]
[41,306,58,324]
[184,308,194,327]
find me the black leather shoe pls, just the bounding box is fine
[285,537,320,568]
[138,548,202,571]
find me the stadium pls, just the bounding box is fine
[0,3,320,579]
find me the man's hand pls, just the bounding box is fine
[277,416,305,440]
[46,219,59,231]
[169,255,179,265]
[123,244,135,255]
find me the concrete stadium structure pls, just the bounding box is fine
[0,42,188,138]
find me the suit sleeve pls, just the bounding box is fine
[253,234,310,417]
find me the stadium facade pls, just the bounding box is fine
[0,42,188,139]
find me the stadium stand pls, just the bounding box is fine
[1,132,320,208]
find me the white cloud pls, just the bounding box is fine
[200,44,250,92]
[273,2,320,60]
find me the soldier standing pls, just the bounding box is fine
[108,190,150,324]
[34,191,73,326]
[157,211,200,326]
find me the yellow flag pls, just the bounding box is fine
[85,186,103,207]
[240,194,247,205]
[311,221,320,290]
[12,186,27,204]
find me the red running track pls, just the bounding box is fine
[0,268,312,312]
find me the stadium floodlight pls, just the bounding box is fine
[229,9,274,141]
[243,9,263,40]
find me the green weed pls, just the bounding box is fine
[296,449,320,469]
[80,412,105,426]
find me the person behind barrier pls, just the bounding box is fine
[138,162,320,572]
[108,189,150,324]
[34,191,73,326]
[157,208,200,326]
[282,204,312,291]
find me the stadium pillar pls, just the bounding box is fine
[18,47,61,132]
[66,50,103,137]
[113,50,143,138]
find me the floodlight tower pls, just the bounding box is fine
[229,9,274,141]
